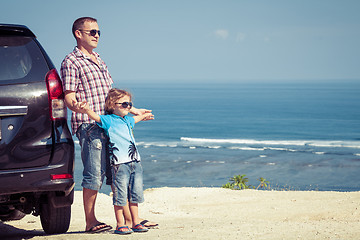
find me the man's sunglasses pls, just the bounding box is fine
[115,102,133,108]
[79,29,101,37]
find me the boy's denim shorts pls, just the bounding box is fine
[112,161,144,206]
[76,123,109,191]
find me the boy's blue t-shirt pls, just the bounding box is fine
[97,114,140,165]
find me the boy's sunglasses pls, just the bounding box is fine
[115,102,133,108]
[79,29,101,37]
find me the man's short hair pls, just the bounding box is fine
[72,17,97,38]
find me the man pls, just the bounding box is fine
[60,17,156,233]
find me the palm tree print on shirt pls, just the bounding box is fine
[108,142,118,165]
[128,141,139,161]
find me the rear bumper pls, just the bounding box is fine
[0,164,74,195]
[0,139,74,195]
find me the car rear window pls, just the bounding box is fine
[0,36,48,83]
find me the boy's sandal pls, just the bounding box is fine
[114,226,133,235]
[140,219,159,228]
[132,224,149,232]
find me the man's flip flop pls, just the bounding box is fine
[85,222,112,233]
[114,226,133,235]
[132,224,149,232]
[140,220,159,228]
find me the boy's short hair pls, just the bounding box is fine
[72,17,97,38]
[105,88,132,114]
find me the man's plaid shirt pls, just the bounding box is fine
[60,47,113,134]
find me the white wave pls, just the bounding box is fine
[205,160,225,164]
[266,147,288,151]
[208,146,221,149]
[265,147,298,152]
[180,137,360,149]
[137,142,178,148]
[181,137,306,146]
[229,146,264,151]
[228,146,264,151]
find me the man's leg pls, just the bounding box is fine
[83,188,112,232]
[84,188,100,231]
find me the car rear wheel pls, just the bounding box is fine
[40,202,71,234]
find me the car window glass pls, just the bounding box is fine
[0,37,33,81]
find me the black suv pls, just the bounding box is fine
[0,24,74,234]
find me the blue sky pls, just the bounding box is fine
[2,0,360,82]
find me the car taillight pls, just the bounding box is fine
[45,69,66,120]
[51,174,73,180]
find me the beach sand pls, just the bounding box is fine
[1,187,359,240]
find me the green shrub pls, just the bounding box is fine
[222,174,270,190]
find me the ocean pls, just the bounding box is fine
[72,80,360,194]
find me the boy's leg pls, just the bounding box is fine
[114,205,125,228]
[123,201,133,226]
[114,205,133,234]
[111,184,132,226]
[129,203,148,231]
[128,162,147,231]
[129,203,140,226]
[112,163,134,232]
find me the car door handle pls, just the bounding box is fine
[0,106,28,117]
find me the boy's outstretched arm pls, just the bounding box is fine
[130,107,152,116]
[133,112,154,123]
[80,102,101,123]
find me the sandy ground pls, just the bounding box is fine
[1,188,360,240]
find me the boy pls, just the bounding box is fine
[81,88,154,234]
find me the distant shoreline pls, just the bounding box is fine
[116,78,360,86]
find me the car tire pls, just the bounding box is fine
[40,202,71,234]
